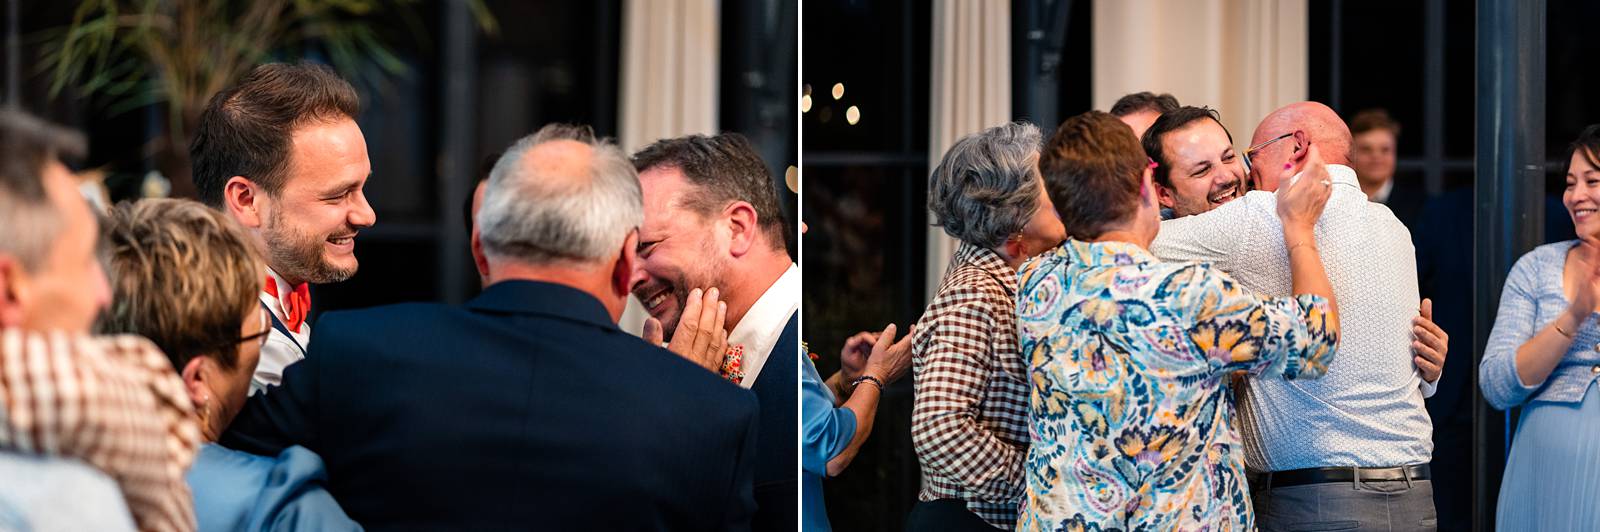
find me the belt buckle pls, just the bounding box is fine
[1352,465,1414,492]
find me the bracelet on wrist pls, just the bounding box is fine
[1286,239,1317,254]
[851,375,885,391]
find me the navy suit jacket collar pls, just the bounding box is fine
[465,280,619,331]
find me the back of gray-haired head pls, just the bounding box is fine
[478,123,643,264]
[927,121,1044,249]
[0,109,87,270]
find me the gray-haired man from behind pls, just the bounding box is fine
[220,123,762,529]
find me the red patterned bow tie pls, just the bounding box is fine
[264,276,311,334]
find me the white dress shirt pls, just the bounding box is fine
[729,264,800,389]
[1151,164,1435,470]
[253,267,312,395]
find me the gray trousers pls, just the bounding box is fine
[1252,478,1438,532]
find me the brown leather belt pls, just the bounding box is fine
[1249,464,1431,489]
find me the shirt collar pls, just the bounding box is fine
[1327,164,1361,190]
[263,267,292,302]
[1065,238,1159,269]
[728,263,800,356]
[953,242,1018,296]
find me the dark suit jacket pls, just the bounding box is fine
[222,280,760,531]
[750,314,798,531]
[1381,177,1429,230]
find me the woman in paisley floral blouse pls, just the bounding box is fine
[1015,111,1341,530]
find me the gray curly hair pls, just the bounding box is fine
[927,121,1044,249]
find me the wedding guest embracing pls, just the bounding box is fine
[221,123,760,530]
[906,121,1066,530]
[1482,124,1600,531]
[1017,110,1340,530]
[1154,102,1442,531]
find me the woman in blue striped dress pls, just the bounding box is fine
[1482,124,1600,531]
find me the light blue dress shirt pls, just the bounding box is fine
[188,444,361,532]
[801,357,856,532]
[0,452,135,531]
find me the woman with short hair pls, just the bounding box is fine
[100,198,359,531]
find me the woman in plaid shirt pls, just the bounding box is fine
[908,121,1068,530]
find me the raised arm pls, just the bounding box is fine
[1186,146,1342,379]
[1275,144,1339,326]
[1480,248,1592,409]
[820,324,914,476]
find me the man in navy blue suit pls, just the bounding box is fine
[631,134,799,531]
[221,124,761,530]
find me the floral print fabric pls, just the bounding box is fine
[1015,239,1337,531]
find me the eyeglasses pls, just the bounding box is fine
[1241,132,1294,176]
[230,308,272,350]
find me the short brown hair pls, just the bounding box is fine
[190,62,360,208]
[1041,111,1148,239]
[1110,92,1180,118]
[98,199,262,373]
[1349,108,1401,138]
[631,133,787,252]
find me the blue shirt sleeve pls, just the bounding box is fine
[189,444,361,532]
[258,446,362,531]
[800,357,856,476]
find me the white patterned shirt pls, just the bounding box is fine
[1151,164,1435,471]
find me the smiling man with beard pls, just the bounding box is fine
[631,133,798,531]
[1142,105,1248,219]
[191,62,376,394]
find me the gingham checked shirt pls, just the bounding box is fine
[911,243,1030,529]
[0,329,201,532]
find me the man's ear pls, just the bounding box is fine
[224,176,266,229]
[0,256,29,328]
[1140,169,1157,207]
[614,229,645,297]
[470,227,490,279]
[1155,181,1176,209]
[1288,130,1312,167]
[724,201,760,257]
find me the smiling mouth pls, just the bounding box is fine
[642,289,671,313]
[1576,207,1597,218]
[1208,184,1238,204]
